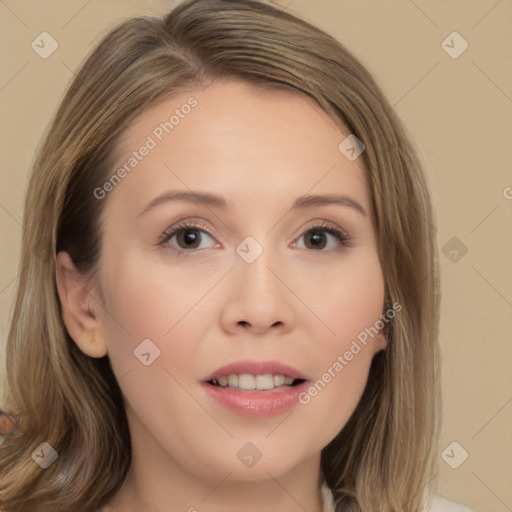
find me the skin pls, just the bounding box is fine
[56,80,387,512]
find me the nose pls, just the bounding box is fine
[219,248,296,336]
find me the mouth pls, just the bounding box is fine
[207,374,306,392]
[202,360,310,418]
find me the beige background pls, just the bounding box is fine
[1,1,511,510]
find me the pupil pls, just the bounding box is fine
[178,228,201,248]
[306,229,326,249]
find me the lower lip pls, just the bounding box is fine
[201,381,309,418]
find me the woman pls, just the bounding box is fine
[0,1,474,510]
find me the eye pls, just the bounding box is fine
[159,222,218,253]
[293,223,352,251]
[158,221,351,255]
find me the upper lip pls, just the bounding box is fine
[204,360,310,381]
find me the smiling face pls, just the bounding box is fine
[58,80,387,489]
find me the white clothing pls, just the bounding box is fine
[321,482,474,512]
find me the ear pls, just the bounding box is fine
[55,251,108,358]
[373,329,388,353]
[372,314,390,354]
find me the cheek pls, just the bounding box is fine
[96,252,215,378]
[295,319,383,451]
[291,252,385,442]
[297,250,385,345]
[296,352,376,452]
[95,260,217,465]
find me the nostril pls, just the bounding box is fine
[237,321,251,328]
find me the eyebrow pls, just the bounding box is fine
[137,190,367,218]
[137,191,227,218]
[291,194,367,217]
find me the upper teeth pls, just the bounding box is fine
[211,374,295,390]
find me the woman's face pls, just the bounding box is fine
[80,81,386,482]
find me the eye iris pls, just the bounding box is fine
[177,228,201,249]
[305,229,327,249]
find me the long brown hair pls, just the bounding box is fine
[0,1,440,510]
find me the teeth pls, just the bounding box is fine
[217,376,228,387]
[211,373,298,390]
[256,374,274,390]
[274,375,285,386]
[238,374,256,390]
[228,374,238,388]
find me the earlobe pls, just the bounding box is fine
[375,331,388,353]
[74,330,108,358]
[55,251,108,358]
[373,323,389,354]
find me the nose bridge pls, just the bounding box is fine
[234,238,281,303]
[219,235,296,334]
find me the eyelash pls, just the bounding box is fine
[158,220,353,256]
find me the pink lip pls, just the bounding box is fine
[201,380,310,418]
[202,360,310,418]
[204,360,309,381]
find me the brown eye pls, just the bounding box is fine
[294,225,351,251]
[304,229,328,250]
[175,228,202,249]
[161,225,217,252]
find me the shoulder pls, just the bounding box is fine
[425,494,475,512]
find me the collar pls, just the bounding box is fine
[321,481,336,512]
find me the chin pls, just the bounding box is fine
[215,446,310,481]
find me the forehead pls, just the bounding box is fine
[107,80,369,212]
